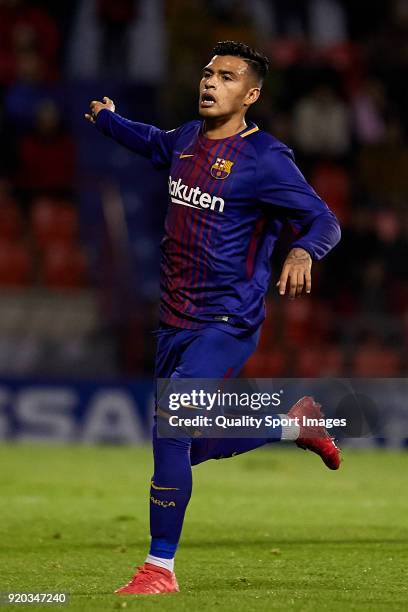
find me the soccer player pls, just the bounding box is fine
[85,41,341,595]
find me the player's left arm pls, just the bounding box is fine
[257,146,341,299]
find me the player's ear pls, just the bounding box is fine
[243,87,261,107]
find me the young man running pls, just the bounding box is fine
[85,41,341,595]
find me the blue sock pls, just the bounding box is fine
[190,426,282,466]
[149,424,192,559]
[148,423,283,558]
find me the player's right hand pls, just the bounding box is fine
[84,96,115,124]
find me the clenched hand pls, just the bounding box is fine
[277,247,312,299]
[84,96,115,124]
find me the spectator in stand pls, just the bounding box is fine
[17,100,75,196]
[319,207,379,310]
[207,1,258,46]
[4,49,57,133]
[0,98,18,174]
[309,0,347,47]
[0,178,22,242]
[68,0,165,82]
[164,0,215,123]
[293,82,351,157]
[342,0,390,40]
[0,0,59,84]
[97,0,139,75]
[388,212,408,281]
[352,78,387,146]
[273,0,311,38]
[358,117,408,203]
[360,259,387,315]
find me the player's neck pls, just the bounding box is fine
[202,115,247,140]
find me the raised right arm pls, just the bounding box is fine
[85,97,177,168]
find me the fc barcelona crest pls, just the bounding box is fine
[210,157,234,180]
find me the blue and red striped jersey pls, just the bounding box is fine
[96,111,341,334]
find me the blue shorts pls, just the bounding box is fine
[153,323,263,465]
[154,324,260,379]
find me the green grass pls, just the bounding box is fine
[0,445,407,611]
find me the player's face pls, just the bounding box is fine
[199,55,260,119]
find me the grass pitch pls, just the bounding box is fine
[0,445,407,611]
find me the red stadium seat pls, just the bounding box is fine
[320,42,361,72]
[311,164,350,224]
[352,342,401,376]
[284,300,314,344]
[256,319,276,353]
[0,199,22,240]
[31,198,78,251]
[243,348,289,377]
[388,280,408,315]
[0,239,31,286]
[295,346,324,377]
[375,210,399,243]
[296,345,344,376]
[41,243,88,289]
[403,313,408,347]
[268,39,306,68]
[322,346,345,375]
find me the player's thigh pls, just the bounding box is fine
[154,329,184,379]
[173,326,260,378]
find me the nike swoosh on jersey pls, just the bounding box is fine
[179,153,195,159]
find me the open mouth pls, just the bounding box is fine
[200,92,216,107]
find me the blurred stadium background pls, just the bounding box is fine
[0,0,407,444]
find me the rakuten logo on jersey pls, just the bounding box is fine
[168,176,225,213]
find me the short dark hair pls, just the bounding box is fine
[211,40,269,85]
